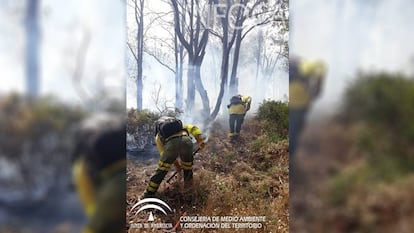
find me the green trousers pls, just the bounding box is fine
[145,136,194,196]
[87,165,126,233]
[229,114,245,135]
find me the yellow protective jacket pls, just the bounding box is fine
[228,96,252,114]
[289,81,310,108]
[73,158,97,218]
[73,158,126,233]
[290,60,326,108]
[155,124,203,156]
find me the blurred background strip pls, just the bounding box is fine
[290,0,414,232]
[0,0,126,232]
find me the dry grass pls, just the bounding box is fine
[126,117,289,232]
[291,116,414,233]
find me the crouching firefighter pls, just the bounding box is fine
[143,116,206,198]
[227,94,252,140]
[72,114,126,233]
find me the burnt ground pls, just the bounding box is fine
[126,117,289,233]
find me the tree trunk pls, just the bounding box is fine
[173,2,187,112]
[178,46,184,110]
[229,29,242,96]
[210,45,230,120]
[254,30,263,103]
[194,60,210,115]
[186,59,196,113]
[174,31,184,111]
[135,0,144,110]
[255,30,263,82]
[25,0,40,97]
[171,0,209,114]
[210,0,242,120]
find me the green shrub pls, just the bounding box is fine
[342,72,414,142]
[329,166,366,206]
[126,108,159,135]
[0,94,85,158]
[126,108,182,136]
[256,100,289,141]
[330,72,414,205]
[342,72,414,170]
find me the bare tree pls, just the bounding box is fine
[207,0,287,119]
[253,23,288,101]
[71,31,91,104]
[254,29,263,81]
[150,82,175,115]
[70,30,122,111]
[142,7,186,112]
[209,0,244,120]
[228,0,288,96]
[174,12,186,111]
[208,0,283,119]
[261,37,288,79]
[127,0,145,110]
[171,0,210,114]
[25,0,40,97]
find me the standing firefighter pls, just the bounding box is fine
[227,94,252,140]
[289,58,326,157]
[72,114,126,233]
[143,116,206,198]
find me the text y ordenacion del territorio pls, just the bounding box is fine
[179,216,266,229]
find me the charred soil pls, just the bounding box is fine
[126,117,289,232]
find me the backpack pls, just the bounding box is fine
[230,95,243,105]
[156,117,184,140]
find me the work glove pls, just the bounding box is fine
[195,134,206,150]
[198,141,206,150]
[174,160,182,172]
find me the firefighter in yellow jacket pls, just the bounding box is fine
[143,116,206,198]
[289,58,326,156]
[72,114,126,233]
[227,95,252,140]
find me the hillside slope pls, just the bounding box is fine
[291,117,414,233]
[126,117,289,232]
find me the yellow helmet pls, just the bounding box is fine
[299,60,326,79]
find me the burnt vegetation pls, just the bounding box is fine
[126,100,289,232]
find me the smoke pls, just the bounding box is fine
[126,33,288,113]
[126,0,288,143]
[127,0,288,107]
[0,0,125,106]
[291,0,414,115]
[127,41,287,140]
